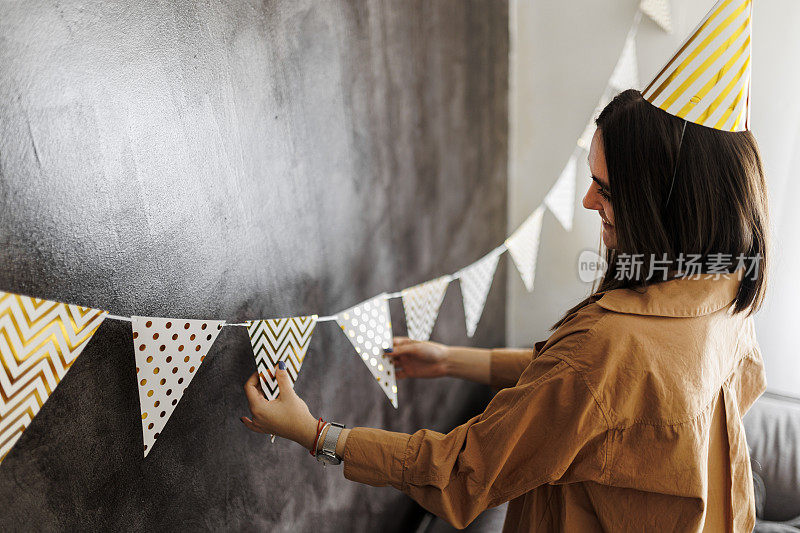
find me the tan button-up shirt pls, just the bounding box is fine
[342,271,766,531]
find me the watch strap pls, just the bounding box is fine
[321,422,345,458]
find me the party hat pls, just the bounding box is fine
[642,0,752,132]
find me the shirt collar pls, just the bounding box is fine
[595,269,745,318]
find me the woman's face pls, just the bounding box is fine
[582,128,616,249]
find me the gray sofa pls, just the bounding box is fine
[745,392,800,531]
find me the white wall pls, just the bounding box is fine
[508,0,800,396]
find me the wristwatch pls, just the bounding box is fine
[315,422,345,466]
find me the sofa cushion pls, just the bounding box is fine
[744,392,800,522]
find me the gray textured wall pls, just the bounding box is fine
[0,1,508,531]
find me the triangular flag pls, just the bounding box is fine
[609,32,640,91]
[247,315,317,401]
[457,251,501,338]
[401,276,450,342]
[505,205,545,292]
[0,291,107,464]
[578,22,639,151]
[642,0,752,132]
[640,0,673,33]
[132,316,225,456]
[336,295,397,408]
[577,92,613,150]
[544,154,577,231]
[577,118,598,151]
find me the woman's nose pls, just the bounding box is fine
[582,185,601,211]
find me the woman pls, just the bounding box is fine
[240,89,769,531]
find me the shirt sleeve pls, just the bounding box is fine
[489,341,545,390]
[342,354,609,529]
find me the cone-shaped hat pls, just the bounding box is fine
[642,0,752,131]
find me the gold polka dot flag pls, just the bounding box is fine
[642,0,752,132]
[132,316,225,457]
[401,276,450,342]
[336,295,397,408]
[246,315,317,401]
[0,291,107,465]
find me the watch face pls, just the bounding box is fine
[317,453,341,466]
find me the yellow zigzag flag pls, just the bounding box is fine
[0,291,107,464]
[247,315,317,401]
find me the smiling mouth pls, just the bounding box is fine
[600,214,613,227]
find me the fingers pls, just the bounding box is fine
[275,366,295,397]
[389,355,408,371]
[240,416,261,433]
[244,372,267,408]
[392,336,414,347]
[391,340,420,356]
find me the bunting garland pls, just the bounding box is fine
[0,5,661,464]
[0,292,107,464]
[247,316,318,401]
[133,316,225,456]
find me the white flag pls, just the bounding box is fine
[457,251,501,337]
[506,206,545,292]
[640,0,673,33]
[609,32,639,91]
[401,276,450,342]
[544,155,577,232]
[132,316,225,456]
[247,315,317,401]
[577,118,598,151]
[577,92,612,150]
[336,295,397,408]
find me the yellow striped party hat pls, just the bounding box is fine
[643,0,752,132]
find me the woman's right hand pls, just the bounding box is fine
[388,337,450,379]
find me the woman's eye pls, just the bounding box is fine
[590,175,611,201]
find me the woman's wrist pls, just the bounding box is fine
[308,422,350,460]
[441,345,454,377]
[298,414,320,451]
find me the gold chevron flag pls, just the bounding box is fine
[642,0,752,132]
[247,315,318,401]
[0,291,107,464]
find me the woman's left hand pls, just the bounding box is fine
[241,366,318,450]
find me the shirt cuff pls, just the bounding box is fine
[489,347,536,390]
[342,427,412,488]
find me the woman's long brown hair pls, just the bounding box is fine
[551,89,770,330]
